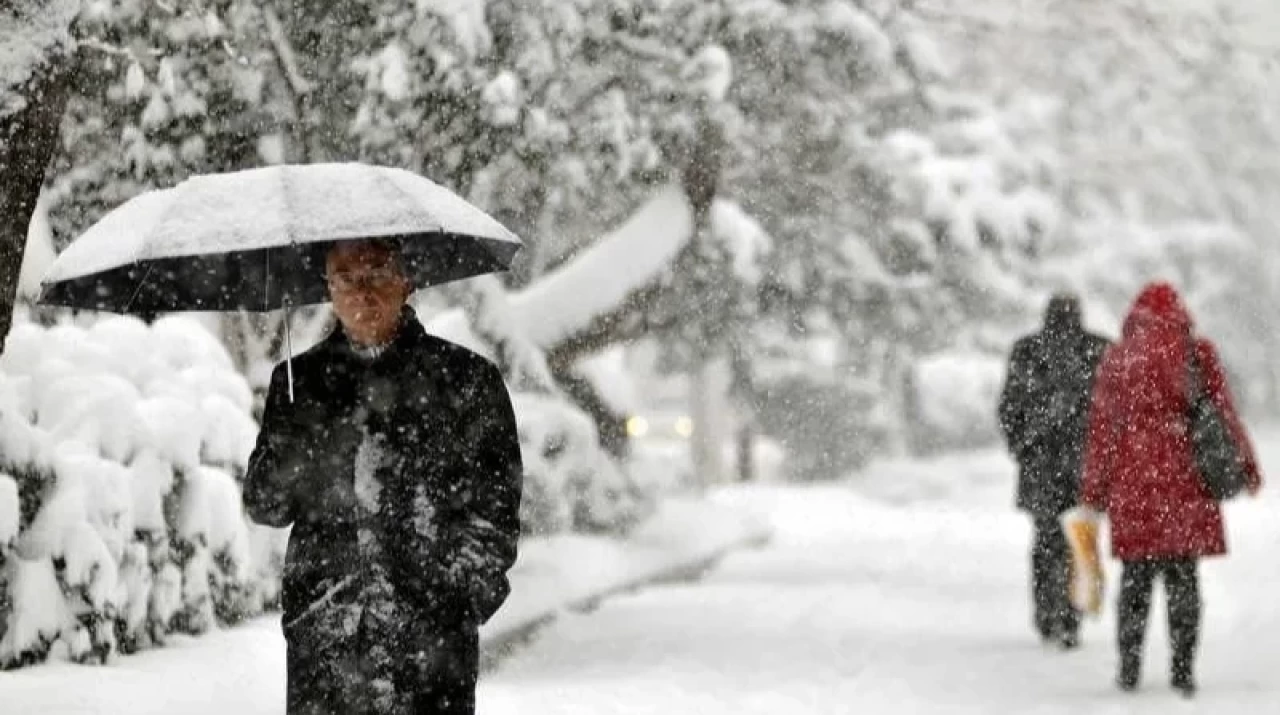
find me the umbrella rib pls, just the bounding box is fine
[122,262,155,313]
[117,176,188,313]
[279,165,305,305]
[264,246,271,312]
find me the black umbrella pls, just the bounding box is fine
[40,163,523,399]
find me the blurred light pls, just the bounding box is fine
[626,415,650,438]
[674,416,694,438]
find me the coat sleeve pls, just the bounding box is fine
[997,340,1035,457]
[1080,349,1118,511]
[429,360,523,624]
[1197,340,1263,491]
[242,364,298,528]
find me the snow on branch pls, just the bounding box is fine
[509,184,769,367]
[511,184,694,350]
[425,184,770,369]
[609,32,687,67]
[0,0,81,113]
[263,8,312,97]
[79,37,163,62]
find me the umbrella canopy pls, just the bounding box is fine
[39,163,522,313]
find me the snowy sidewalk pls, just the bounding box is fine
[479,435,1280,714]
[0,496,767,714]
[6,436,1280,713]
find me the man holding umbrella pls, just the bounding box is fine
[244,237,522,713]
[39,164,525,714]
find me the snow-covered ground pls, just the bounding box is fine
[0,496,766,714]
[481,497,770,643]
[481,432,1280,714]
[6,432,1280,713]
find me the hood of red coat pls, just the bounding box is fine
[1111,282,1196,413]
[1122,282,1193,341]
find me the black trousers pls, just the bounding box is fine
[1117,558,1201,680]
[285,602,478,715]
[1031,517,1080,639]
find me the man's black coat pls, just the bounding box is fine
[244,310,522,713]
[998,301,1108,518]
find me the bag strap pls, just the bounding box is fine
[1186,335,1206,405]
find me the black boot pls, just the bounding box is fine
[1057,628,1080,651]
[1117,657,1141,692]
[1167,559,1201,700]
[1171,672,1197,698]
[1036,622,1054,645]
[1116,561,1156,692]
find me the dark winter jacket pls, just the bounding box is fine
[998,297,1109,517]
[244,308,522,714]
[1081,283,1261,560]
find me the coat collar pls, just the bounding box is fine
[320,306,428,370]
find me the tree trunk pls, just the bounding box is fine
[689,360,726,490]
[549,368,630,459]
[0,17,78,354]
[681,102,727,490]
[729,338,757,482]
[735,424,755,483]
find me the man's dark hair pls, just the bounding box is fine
[327,237,407,272]
[1044,293,1082,333]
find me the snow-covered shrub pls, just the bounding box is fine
[428,287,661,538]
[513,393,653,536]
[0,476,17,553]
[0,475,18,658]
[245,522,287,613]
[0,315,270,669]
[0,559,74,667]
[113,541,151,654]
[905,351,1007,454]
[173,466,253,633]
[2,449,122,665]
[754,374,884,482]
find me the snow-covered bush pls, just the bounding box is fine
[173,466,254,633]
[513,393,653,536]
[0,315,277,668]
[754,374,884,483]
[428,284,662,538]
[905,351,1007,454]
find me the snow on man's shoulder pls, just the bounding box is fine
[418,331,499,374]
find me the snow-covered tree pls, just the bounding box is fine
[660,2,1066,468]
[47,1,285,244]
[0,0,81,353]
[916,0,1280,413]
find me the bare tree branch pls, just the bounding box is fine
[264,8,313,97]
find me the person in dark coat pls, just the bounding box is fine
[244,238,523,715]
[1081,282,1261,697]
[998,293,1109,649]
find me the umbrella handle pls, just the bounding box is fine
[285,301,295,403]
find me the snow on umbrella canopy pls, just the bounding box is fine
[38,163,522,313]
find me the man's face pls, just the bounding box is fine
[326,241,412,345]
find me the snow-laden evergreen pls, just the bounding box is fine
[0,315,267,666]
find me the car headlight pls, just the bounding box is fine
[674,416,694,438]
[626,415,650,437]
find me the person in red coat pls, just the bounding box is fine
[1080,282,1262,697]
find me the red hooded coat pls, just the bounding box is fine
[1080,283,1262,560]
